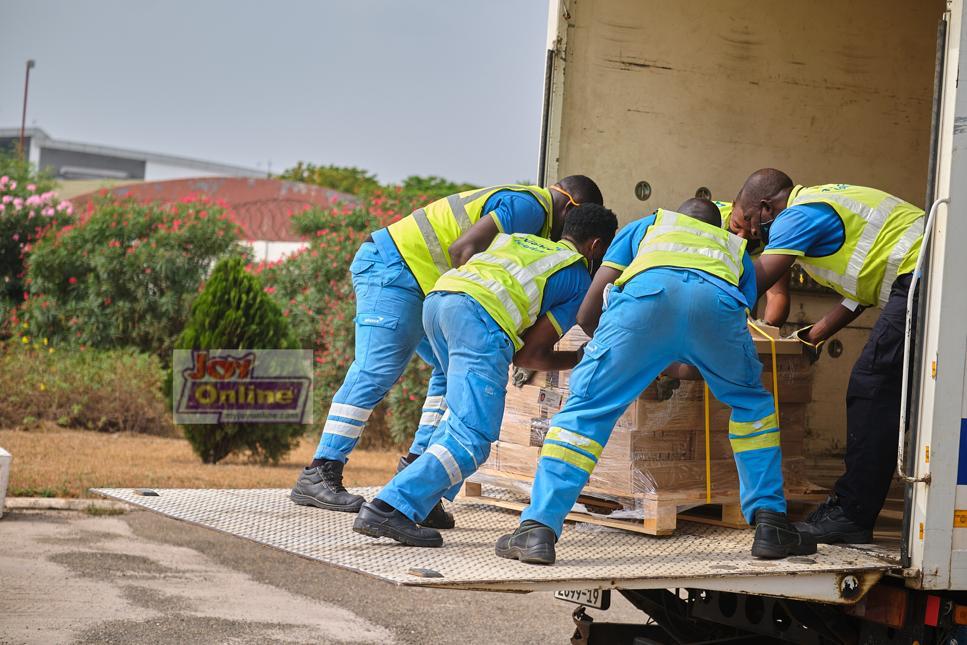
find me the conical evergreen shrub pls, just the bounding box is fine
[175,256,306,464]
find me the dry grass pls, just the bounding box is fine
[0,427,399,498]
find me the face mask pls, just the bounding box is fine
[759,218,774,246]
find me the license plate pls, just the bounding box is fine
[554,588,611,610]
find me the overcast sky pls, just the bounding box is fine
[1,1,548,184]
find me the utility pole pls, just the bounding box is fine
[19,59,36,161]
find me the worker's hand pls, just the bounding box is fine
[512,366,536,388]
[655,374,681,401]
[787,324,824,364]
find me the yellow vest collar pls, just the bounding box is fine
[559,238,588,268]
[787,185,805,206]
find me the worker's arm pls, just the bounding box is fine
[755,254,797,296]
[513,315,580,372]
[804,300,865,345]
[448,216,499,268]
[761,271,791,325]
[575,266,622,336]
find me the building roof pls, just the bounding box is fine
[1,127,263,178]
[70,177,358,242]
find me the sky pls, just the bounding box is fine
[0,0,549,185]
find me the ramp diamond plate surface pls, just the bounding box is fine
[93,488,898,594]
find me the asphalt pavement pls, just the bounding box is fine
[0,508,645,644]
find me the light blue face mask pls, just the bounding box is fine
[758,217,775,246]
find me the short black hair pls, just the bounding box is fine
[676,198,722,226]
[562,203,618,244]
[736,168,794,210]
[557,175,604,206]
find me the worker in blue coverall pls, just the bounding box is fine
[290,177,604,530]
[352,204,618,547]
[496,198,817,563]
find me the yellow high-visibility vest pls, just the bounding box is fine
[387,185,553,294]
[616,209,747,287]
[433,233,584,350]
[784,184,924,307]
[716,200,733,229]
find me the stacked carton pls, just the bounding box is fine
[477,327,816,506]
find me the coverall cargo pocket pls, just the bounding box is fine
[568,341,610,398]
[611,286,663,331]
[458,369,507,440]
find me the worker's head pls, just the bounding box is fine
[549,175,604,241]
[731,168,794,245]
[676,198,722,226]
[561,202,618,275]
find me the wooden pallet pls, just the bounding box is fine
[462,478,827,537]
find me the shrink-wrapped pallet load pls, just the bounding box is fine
[468,326,821,535]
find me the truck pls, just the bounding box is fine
[97,1,967,642]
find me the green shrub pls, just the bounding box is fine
[21,196,244,361]
[0,337,175,435]
[0,154,71,315]
[176,256,305,464]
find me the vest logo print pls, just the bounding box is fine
[173,349,313,424]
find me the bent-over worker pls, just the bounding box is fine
[732,169,925,544]
[290,178,603,530]
[496,198,817,564]
[352,204,618,547]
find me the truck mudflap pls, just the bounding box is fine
[94,487,899,605]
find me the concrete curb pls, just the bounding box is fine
[4,497,130,512]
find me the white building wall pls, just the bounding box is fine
[242,240,307,263]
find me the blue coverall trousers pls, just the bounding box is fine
[377,292,514,523]
[313,242,447,463]
[521,268,786,536]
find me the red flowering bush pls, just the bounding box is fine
[256,181,475,448]
[0,155,72,330]
[20,195,245,360]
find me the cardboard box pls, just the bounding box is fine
[490,326,816,503]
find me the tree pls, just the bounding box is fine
[176,257,307,464]
[278,162,379,196]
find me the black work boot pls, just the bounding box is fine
[751,509,818,559]
[794,496,874,544]
[290,460,365,512]
[495,520,557,565]
[396,455,455,530]
[352,501,443,547]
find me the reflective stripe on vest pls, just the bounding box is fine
[615,209,746,287]
[432,233,584,350]
[386,185,553,294]
[787,184,924,307]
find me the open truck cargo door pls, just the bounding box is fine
[94,487,897,605]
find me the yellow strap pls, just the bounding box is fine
[704,381,711,504]
[746,320,780,419]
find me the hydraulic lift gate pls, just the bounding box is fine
[95,487,897,605]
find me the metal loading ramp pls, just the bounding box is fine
[93,487,900,605]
